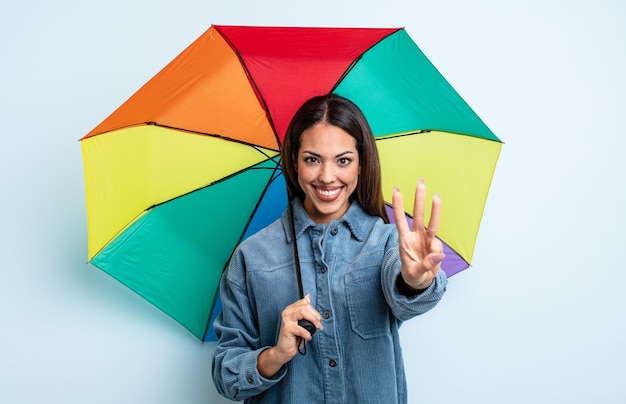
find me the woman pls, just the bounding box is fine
[212,94,448,403]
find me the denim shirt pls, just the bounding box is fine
[212,199,447,403]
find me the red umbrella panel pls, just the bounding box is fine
[81,25,502,341]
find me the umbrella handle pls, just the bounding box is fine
[297,319,316,355]
[298,319,316,335]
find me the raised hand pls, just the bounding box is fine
[392,179,445,291]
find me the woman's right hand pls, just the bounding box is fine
[257,295,322,378]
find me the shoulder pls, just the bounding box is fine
[345,203,397,243]
[236,216,287,255]
[364,220,398,250]
[224,218,285,285]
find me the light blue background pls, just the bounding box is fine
[2,1,624,403]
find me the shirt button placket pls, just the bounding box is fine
[313,223,343,401]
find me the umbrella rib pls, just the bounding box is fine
[329,28,401,94]
[143,159,280,213]
[374,130,431,140]
[143,121,281,152]
[86,121,280,152]
[201,164,285,339]
[375,129,504,145]
[213,26,281,149]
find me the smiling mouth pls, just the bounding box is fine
[316,187,341,199]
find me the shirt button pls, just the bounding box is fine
[321,267,327,274]
[329,359,337,367]
[247,375,254,384]
[330,227,338,236]
[323,311,331,319]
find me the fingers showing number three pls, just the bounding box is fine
[391,179,445,288]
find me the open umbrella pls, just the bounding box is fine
[80,25,502,341]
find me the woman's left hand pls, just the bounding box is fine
[392,179,445,291]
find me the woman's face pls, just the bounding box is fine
[297,122,360,224]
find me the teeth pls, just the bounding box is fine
[318,188,339,197]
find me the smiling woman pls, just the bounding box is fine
[211,94,449,403]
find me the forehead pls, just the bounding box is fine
[299,123,357,153]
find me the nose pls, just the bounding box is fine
[318,163,335,184]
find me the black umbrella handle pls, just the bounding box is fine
[298,319,316,335]
[296,319,316,355]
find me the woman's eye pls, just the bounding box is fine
[304,156,319,164]
[338,158,351,166]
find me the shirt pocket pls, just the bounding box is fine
[344,265,391,339]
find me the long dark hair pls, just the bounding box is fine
[281,94,389,223]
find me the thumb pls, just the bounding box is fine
[431,253,445,265]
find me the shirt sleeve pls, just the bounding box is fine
[380,234,448,322]
[211,249,287,401]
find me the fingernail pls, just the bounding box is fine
[432,254,445,264]
[419,178,424,185]
[394,186,400,192]
[434,192,440,200]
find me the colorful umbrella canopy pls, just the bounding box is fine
[81,25,502,341]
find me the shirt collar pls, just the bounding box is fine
[282,198,372,243]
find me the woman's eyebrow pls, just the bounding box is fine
[300,150,354,158]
